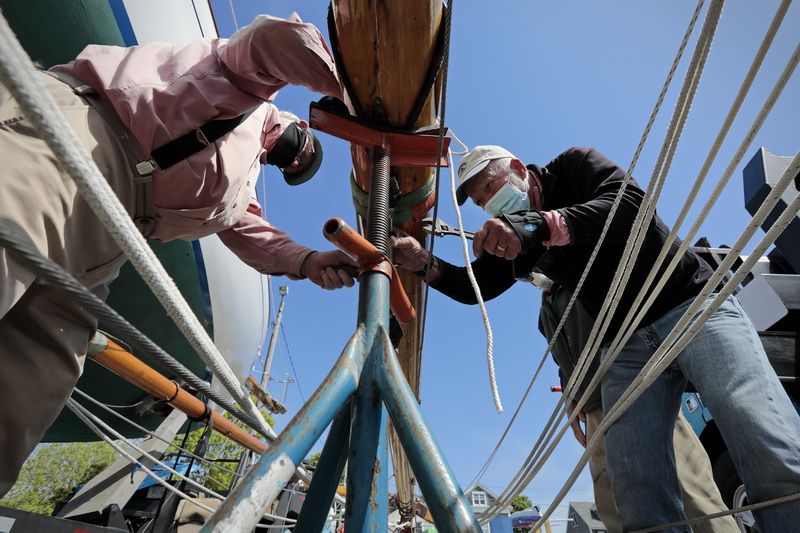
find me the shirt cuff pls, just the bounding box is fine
[274,244,315,278]
[542,211,571,246]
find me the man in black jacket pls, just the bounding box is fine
[391,145,800,532]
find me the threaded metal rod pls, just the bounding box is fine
[367,146,391,256]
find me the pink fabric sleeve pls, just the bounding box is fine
[217,13,343,102]
[217,198,314,278]
[542,210,571,246]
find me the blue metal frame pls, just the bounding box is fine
[200,148,480,532]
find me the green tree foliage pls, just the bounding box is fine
[511,494,533,513]
[0,399,276,516]
[307,452,321,467]
[511,495,536,533]
[0,442,118,515]
[171,399,275,491]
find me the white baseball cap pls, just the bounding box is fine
[456,145,516,205]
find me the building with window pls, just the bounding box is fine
[567,501,606,533]
[463,482,513,533]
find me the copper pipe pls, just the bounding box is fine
[323,217,384,266]
[324,217,415,323]
[89,334,267,454]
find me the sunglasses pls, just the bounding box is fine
[283,131,315,176]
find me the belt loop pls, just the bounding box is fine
[46,69,157,238]
[133,165,155,238]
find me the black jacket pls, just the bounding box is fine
[538,283,603,413]
[431,147,713,340]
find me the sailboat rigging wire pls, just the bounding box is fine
[280,322,306,403]
[482,0,726,521]
[67,398,300,524]
[545,15,800,528]
[418,0,454,386]
[599,0,796,396]
[468,0,708,501]
[534,20,800,527]
[539,153,800,531]
[0,12,271,435]
[0,219,272,439]
[72,388,242,479]
[632,489,800,533]
[66,399,219,514]
[226,0,240,31]
[191,0,205,38]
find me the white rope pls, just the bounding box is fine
[538,152,800,532]
[470,0,708,497]
[600,10,798,382]
[66,398,298,524]
[531,41,800,528]
[0,11,271,435]
[475,0,715,520]
[448,151,503,413]
[533,36,799,525]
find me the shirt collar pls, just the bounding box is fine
[527,168,544,211]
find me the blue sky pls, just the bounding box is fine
[211,1,799,529]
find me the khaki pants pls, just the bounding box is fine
[0,72,135,497]
[586,409,739,533]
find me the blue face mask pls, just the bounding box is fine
[483,182,530,216]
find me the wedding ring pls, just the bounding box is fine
[496,245,506,252]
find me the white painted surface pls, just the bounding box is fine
[0,517,15,533]
[121,2,267,398]
[736,274,788,331]
[123,0,218,44]
[199,234,269,398]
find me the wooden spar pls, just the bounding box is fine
[89,334,267,454]
[331,0,445,516]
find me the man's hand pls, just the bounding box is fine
[390,229,429,272]
[300,250,358,290]
[566,400,587,448]
[473,218,522,260]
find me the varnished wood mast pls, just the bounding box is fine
[331,0,444,514]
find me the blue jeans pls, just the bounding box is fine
[601,293,800,532]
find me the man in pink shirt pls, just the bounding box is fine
[0,13,356,496]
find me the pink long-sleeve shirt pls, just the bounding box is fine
[51,13,343,278]
[529,171,570,246]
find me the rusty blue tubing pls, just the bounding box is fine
[347,331,390,529]
[376,329,482,532]
[200,326,366,533]
[201,139,476,531]
[293,401,352,531]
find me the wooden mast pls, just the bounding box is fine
[331,0,445,518]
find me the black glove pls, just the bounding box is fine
[499,211,551,251]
